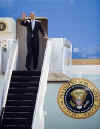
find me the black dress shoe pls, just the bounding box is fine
[33,66,37,70]
[27,67,31,71]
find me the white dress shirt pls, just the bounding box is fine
[31,20,35,31]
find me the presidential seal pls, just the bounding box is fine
[0,22,7,31]
[57,78,100,119]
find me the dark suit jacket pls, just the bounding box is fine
[20,19,45,43]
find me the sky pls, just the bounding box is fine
[0,0,100,58]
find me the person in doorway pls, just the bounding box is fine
[20,12,48,70]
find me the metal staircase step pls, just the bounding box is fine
[5,106,35,112]
[3,118,32,125]
[4,112,33,118]
[8,87,38,94]
[7,94,37,100]
[10,82,39,88]
[6,100,36,106]
[12,70,41,76]
[8,92,36,96]
[2,124,31,129]
[11,76,40,82]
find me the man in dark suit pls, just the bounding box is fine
[20,12,48,70]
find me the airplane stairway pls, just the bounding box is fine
[0,70,41,129]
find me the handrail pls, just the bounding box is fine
[32,39,52,129]
[0,41,18,128]
[1,41,18,109]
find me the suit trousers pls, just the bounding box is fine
[26,38,39,69]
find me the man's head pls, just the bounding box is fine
[29,12,35,20]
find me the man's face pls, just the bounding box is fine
[29,13,35,20]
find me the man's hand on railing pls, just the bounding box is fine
[43,36,48,40]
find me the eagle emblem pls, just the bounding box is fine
[57,78,100,119]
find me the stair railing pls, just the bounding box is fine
[32,39,52,129]
[0,41,18,125]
